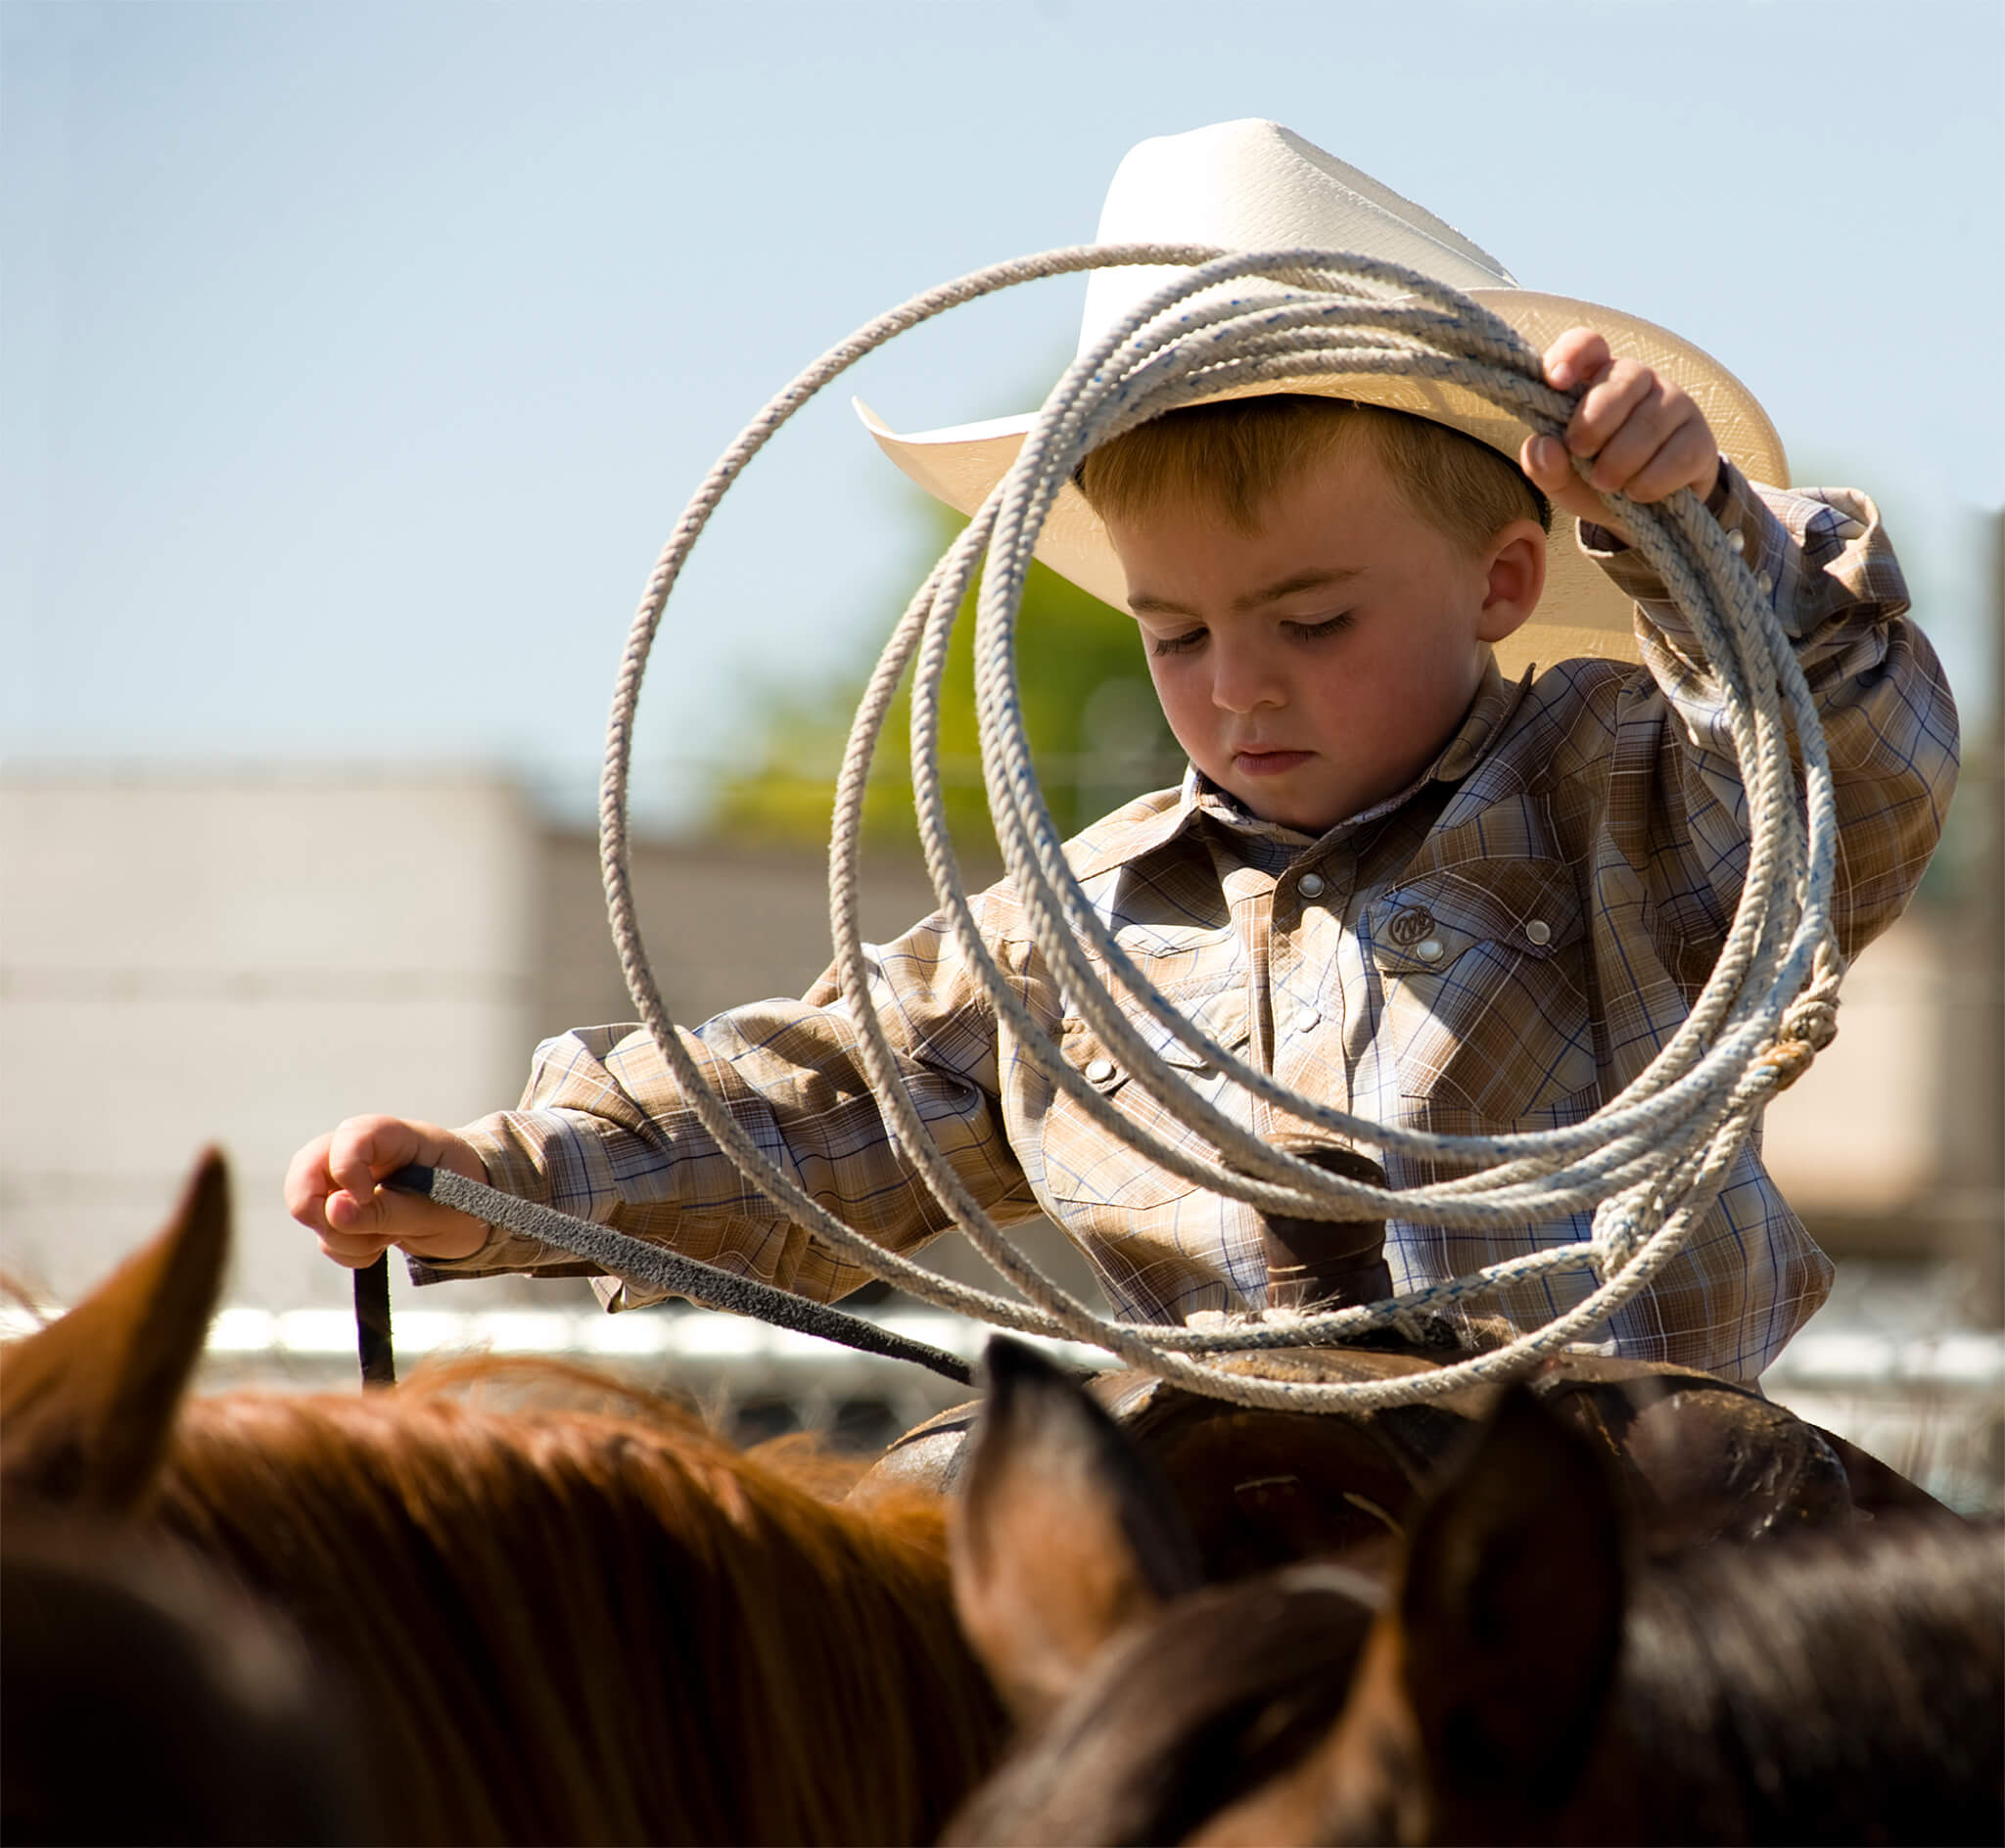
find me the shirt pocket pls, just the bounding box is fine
[1367,857,1596,1123]
[1043,980,1251,1211]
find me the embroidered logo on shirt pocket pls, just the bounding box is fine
[1045,982,1250,1210]
[1368,857,1595,1122]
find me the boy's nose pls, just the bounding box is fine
[1210,647,1285,714]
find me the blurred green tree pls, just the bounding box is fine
[711,495,1184,857]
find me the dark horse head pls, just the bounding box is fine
[948,1336,2003,1846]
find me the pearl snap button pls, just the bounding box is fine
[1525,918,1553,946]
[1756,570,1774,596]
[1727,529,1746,555]
[1415,938,1445,963]
[1297,871,1327,899]
[1295,1006,1322,1033]
[1085,1057,1117,1084]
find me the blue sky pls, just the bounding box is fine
[5,0,1999,829]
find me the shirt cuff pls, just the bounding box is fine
[1574,460,1829,670]
[401,1110,620,1286]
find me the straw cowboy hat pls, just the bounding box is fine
[858,118,1787,679]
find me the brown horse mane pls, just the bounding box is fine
[1608,1515,2005,1846]
[152,1352,1001,1844]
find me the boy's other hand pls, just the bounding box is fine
[285,1116,490,1269]
[1519,327,1720,539]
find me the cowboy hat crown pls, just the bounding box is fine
[858,119,1787,676]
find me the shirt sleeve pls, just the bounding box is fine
[414,885,1044,1307]
[1580,463,1960,962]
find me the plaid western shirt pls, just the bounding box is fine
[433,466,1956,1380]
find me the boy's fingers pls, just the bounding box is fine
[324,1170,488,1259]
[326,1115,418,1211]
[1582,387,1716,500]
[1520,433,1574,494]
[283,1132,337,1224]
[317,1226,397,1270]
[286,1117,490,1265]
[1566,358,1655,460]
[1519,432,1629,537]
[1621,421,1719,503]
[1542,326,1611,392]
[1582,381,1680,489]
[324,1183,388,1233]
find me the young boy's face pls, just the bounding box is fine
[1103,437,1545,835]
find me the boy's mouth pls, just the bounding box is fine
[1233,748,1314,777]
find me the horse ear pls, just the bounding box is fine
[0,1149,231,1517]
[1393,1382,1625,1813]
[952,1337,1203,1724]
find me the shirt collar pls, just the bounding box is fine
[1066,652,1531,879]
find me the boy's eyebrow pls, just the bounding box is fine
[1128,567,1365,618]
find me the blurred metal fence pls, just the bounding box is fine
[7,1296,1989,1513]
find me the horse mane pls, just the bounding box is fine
[1614,1515,2005,1845]
[154,1354,1002,1845]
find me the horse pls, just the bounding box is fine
[0,1152,1004,1846]
[946,1338,2004,1846]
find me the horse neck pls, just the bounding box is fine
[154,1382,1002,1845]
[1577,1518,2004,1846]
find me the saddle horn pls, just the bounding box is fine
[1257,1143,1393,1313]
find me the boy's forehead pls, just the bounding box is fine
[1106,439,1407,571]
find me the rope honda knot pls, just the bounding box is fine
[1759,959,1844,1092]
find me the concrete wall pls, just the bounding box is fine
[1,771,539,1310]
[532,830,964,1042]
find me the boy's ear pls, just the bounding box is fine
[1392,1383,1625,1813]
[0,1149,230,1518]
[952,1337,1204,1725]
[1476,522,1547,644]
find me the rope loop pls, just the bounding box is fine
[590,244,1842,1411]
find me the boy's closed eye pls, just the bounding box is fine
[1148,611,1355,657]
[1149,626,1207,657]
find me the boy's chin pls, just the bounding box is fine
[1224,782,1347,835]
[1221,762,1412,835]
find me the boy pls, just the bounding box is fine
[287,122,1956,1382]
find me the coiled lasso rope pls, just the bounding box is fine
[595,244,1844,1412]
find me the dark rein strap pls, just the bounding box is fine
[361,1165,974,1388]
[354,1252,397,1386]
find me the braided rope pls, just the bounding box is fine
[593,245,1842,1411]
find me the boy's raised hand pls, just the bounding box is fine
[285,1115,490,1268]
[1519,327,1720,536]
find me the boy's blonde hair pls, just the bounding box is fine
[1075,394,1550,554]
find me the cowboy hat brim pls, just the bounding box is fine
[858,287,1787,682]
